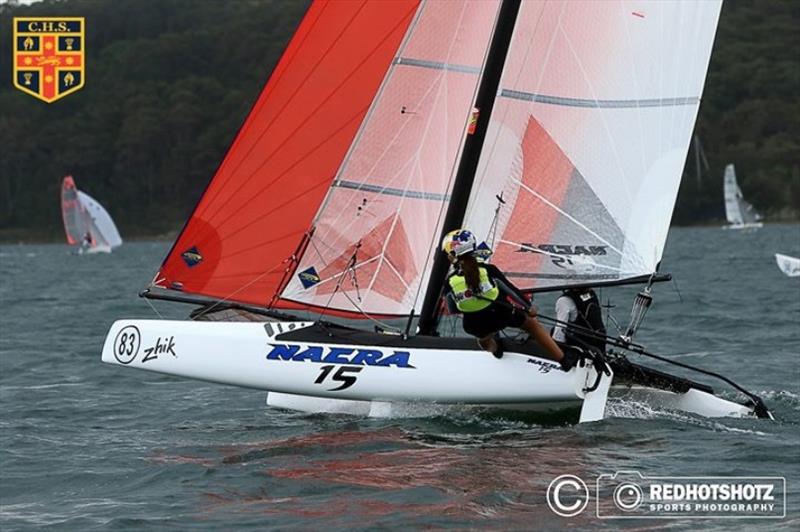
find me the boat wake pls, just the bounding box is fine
[605,396,775,435]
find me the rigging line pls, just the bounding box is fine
[510,179,626,257]
[381,258,413,295]
[466,1,548,227]
[537,312,769,415]
[487,193,505,248]
[312,48,452,240]
[470,0,565,221]
[293,254,382,296]
[203,6,419,227]
[143,296,165,319]
[189,261,285,321]
[309,147,414,254]
[341,290,403,334]
[454,1,516,225]
[309,1,427,230]
[197,1,370,220]
[409,1,501,316]
[198,108,368,244]
[310,242,392,329]
[363,1,469,304]
[557,16,635,205]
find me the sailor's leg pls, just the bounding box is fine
[477,334,497,353]
[520,315,565,363]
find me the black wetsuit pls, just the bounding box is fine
[562,289,606,354]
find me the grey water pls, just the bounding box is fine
[1,225,799,530]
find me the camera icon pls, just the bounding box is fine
[597,471,648,518]
[613,482,644,511]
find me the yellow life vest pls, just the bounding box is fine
[448,266,499,312]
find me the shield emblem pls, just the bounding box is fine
[13,17,85,103]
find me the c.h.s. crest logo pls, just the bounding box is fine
[13,17,85,103]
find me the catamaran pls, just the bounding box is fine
[101,0,771,422]
[723,164,763,230]
[61,175,123,254]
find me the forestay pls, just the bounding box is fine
[461,0,722,290]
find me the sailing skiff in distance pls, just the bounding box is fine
[61,176,122,254]
[101,0,771,422]
[723,164,763,230]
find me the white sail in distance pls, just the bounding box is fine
[724,164,762,227]
[61,176,122,253]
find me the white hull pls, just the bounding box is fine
[722,222,763,230]
[79,244,113,254]
[101,319,599,404]
[264,385,755,419]
[100,319,760,421]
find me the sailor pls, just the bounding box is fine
[441,229,577,370]
[552,287,607,355]
[82,231,93,247]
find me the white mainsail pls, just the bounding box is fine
[462,0,722,289]
[724,163,762,228]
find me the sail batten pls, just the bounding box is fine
[499,89,700,108]
[394,57,482,75]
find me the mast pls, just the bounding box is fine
[417,0,522,335]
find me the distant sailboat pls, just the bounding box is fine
[775,253,800,277]
[61,176,122,254]
[723,164,763,230]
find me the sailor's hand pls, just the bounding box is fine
[526,305,538,317]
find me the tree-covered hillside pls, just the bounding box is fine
[0,0,797,240]
[673,0,799,224]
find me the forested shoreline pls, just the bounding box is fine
[0,0,797,242]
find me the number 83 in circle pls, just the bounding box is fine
[113,325,141,364]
